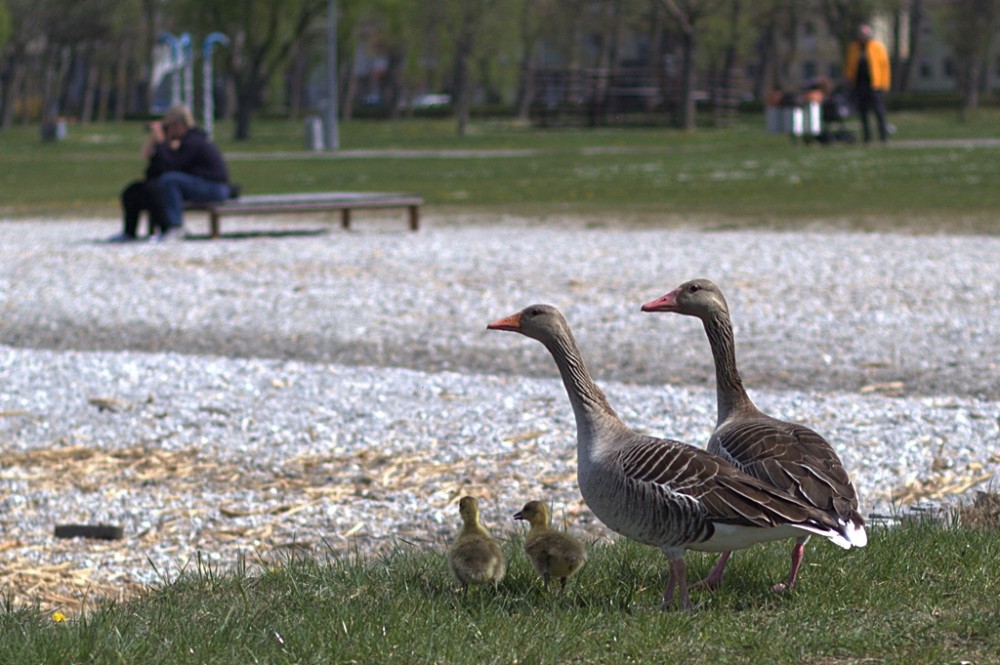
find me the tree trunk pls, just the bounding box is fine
[115,42,130,120]
[97,60,112,123]
[514,0,537,121]
[80,45,101,124]
[677,28,696,130]
[645,2,665,113]
[713,0,742,127]
[899,0,925,93]
[1,54,26,128]
[384,48,405,120]
[340,56,356,121]
[753,18,777,100]
[454,34,473,135]
[287,46,306,122]
[234,75,257,140]
[961,60,981,114]
[591,0,622,124]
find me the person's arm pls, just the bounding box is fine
[142,121,166,161]
[843,42,859,89]
[874,42,891,90]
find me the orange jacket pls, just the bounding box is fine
[845,39,891,91]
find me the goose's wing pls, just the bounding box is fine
[712,416,861,517]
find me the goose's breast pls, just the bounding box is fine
[577,461,710,549]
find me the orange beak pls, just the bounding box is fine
[487,311,522,331]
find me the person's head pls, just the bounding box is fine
[856,23,873,43]
[161,105,193,140]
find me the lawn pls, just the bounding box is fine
[2,519,998,664]
[2,110,999,233]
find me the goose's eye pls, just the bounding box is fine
[688,284,700,293]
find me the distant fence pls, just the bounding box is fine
[530,67,679,126]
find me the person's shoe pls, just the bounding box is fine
[154,226,186,243]
[106,232,141,243]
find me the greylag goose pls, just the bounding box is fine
[641,279,867,592]
[488,305,864,610]
[514,500,587,590]
[449,496,507,590]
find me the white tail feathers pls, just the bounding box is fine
[843,518,868,548]
[794,518,867,550]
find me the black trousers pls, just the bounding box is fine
[855,88,889,143]
[121,178,166,237]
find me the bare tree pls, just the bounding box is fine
[937,0,1000,113]
[183,0,326,140]
[658,0,727,130]
[896,0,926,93]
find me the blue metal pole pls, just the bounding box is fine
[202,33,230,137]
[158,33,181,107]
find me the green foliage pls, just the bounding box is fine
[0,0,10,47]
[2,521,999,664]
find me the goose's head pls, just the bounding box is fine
[641,278,728,319]
[487,304,568,343]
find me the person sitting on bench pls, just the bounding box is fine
[110,104,232,243]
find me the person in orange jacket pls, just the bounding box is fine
[844,23,891,143]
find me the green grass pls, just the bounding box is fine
[3,521,998,664]
[2,110,1000,232]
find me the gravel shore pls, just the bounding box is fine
[1,216,998,610]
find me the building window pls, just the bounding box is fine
[802,21,817,52]
[828,63,841,79]
[943,57,955,78]
[920,60,933,79]
[802,60,818,80]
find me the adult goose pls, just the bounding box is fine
[641,279,866,592]
[488,305,865,609]
[449,496,507,590]
[514,500,587,590]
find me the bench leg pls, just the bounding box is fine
[341,209,351,230]
[210,211,221,239]
[408,205,419,231]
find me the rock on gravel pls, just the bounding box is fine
[1,216,998,611]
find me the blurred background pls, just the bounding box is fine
[0,0,997,142]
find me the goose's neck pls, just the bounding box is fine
[542,331,621,447]
[461,520,489,539]
[703,310,756,423]
[528,522,550,536]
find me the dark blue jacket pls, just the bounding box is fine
[147,128,229,183]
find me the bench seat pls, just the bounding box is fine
[185,192,423,238]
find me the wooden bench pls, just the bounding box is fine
[185,192,423,238]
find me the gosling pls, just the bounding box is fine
[514,500,587,590]
[449,496,506,590]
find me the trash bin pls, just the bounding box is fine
[305,115,324,151]
[41,119,67,142]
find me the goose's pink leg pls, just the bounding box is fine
[661,558,695,611]
[773,538,807,592]
[691,550,732,591]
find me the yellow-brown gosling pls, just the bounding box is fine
[514,500,586,590]
[449,496,506,590]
